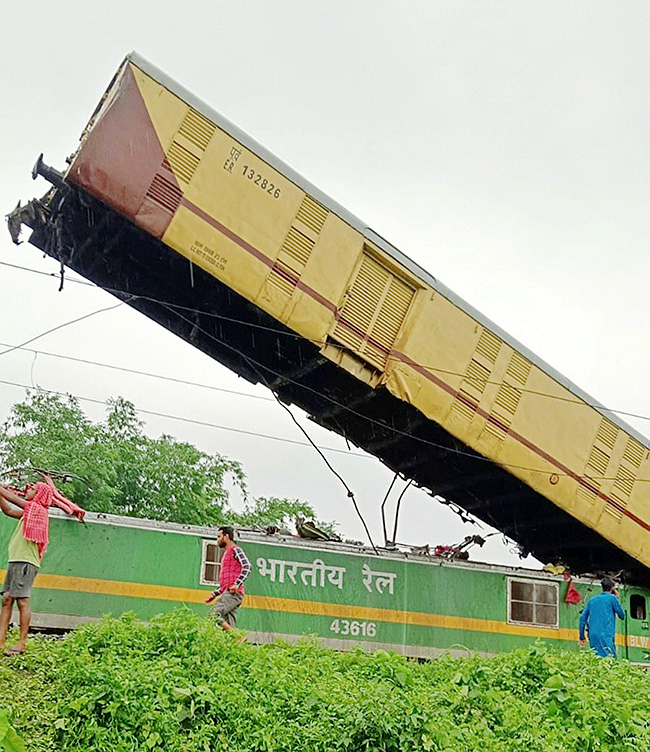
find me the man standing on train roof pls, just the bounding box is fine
[0,475,85,656]
[578,577,626,658]
[204,526,251,635]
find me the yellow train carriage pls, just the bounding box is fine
[12,53,650,579]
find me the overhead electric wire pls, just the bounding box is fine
[2,259,649,423]
[0,343,275,403]
[2,263,649,482]
[154,299,650,482]
[242,352,379,554]
[0,377,371,459]
[0,298,132,358]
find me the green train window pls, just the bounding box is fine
[630,594,647,620]
[508,578,558,628]
[200,539,223,586]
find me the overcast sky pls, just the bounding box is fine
[1,2,649,567]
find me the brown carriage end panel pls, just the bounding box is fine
[67,64,178,239]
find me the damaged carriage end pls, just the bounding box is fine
[6,155,73,289]
[6,154,67,246]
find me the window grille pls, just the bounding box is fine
[508,578,558,628]
[200,539,223,586]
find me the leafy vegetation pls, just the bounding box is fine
[0,637,55,752]
[3,610,650,751]
[0,711,25,752]
[0,393,334,532]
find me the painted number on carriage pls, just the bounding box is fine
[330,619,377,637]
[242,166,281,198]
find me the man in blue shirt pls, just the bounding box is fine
[579,578,625,657]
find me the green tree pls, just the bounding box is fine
[0,392,334,532]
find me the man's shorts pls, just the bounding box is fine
[2,562,38,599]
[211,590,244,627]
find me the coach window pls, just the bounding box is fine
[200,539,222,586]
[630,594,647,620]
[508,578,559,628]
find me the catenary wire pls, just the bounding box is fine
[0,268,646,483]
[241,351,379,554]
[3,264,649,483]
[0,343,275,403]
[0,377,371,459]
[1,376,477,540]
[0,337,369,524]
[155,299,650,482]
[0,361,645,487]
[2,260,649,423]
[0,298,133,357]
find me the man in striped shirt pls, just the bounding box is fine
[204,526,251,633]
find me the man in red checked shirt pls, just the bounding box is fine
[204,526,251,633]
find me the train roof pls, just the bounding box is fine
[50,508,617,586]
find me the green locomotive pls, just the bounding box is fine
[3,510,648,663]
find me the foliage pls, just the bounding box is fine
[0,393,334,532]
[4,613,650,751]
[0,636,57,752]
[0,711,25,752]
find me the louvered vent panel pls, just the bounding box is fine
[588,446,610,477]
[179,109,215,151]
[168,141,199,184]
[453,329,501,423]
[597,420,618,451]
[495,383,521,415]
[579,423,617,507]
[296,196,328,234]
[167,107,215,186]
[371,277,415,350]
[146,175,182,213]
[624,438,645,467]
[482,349,528,442]
[267,196,327,296]
[506,352,531,384]
[484,417,506,441]
[331,254,415,370]
[454,389,479,421]
[267,269,296,297]
[603,437,644,523]
[331,256,386,358]
[614,466,635,498]
[580,418,616,493]
[603,494,624,521]
[466,359,490,392]
[578,476,600,506]
[484,383,522,441]
[476,330,501,364]
[281,228,313,269]
[144,159,182,215]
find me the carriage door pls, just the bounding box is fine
[330,250,416,372]
[626,592,649,663]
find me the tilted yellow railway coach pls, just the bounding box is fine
[9,53,650,580]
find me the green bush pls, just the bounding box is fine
[3,610,650,751]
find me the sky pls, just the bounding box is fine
[1,2,649,568]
